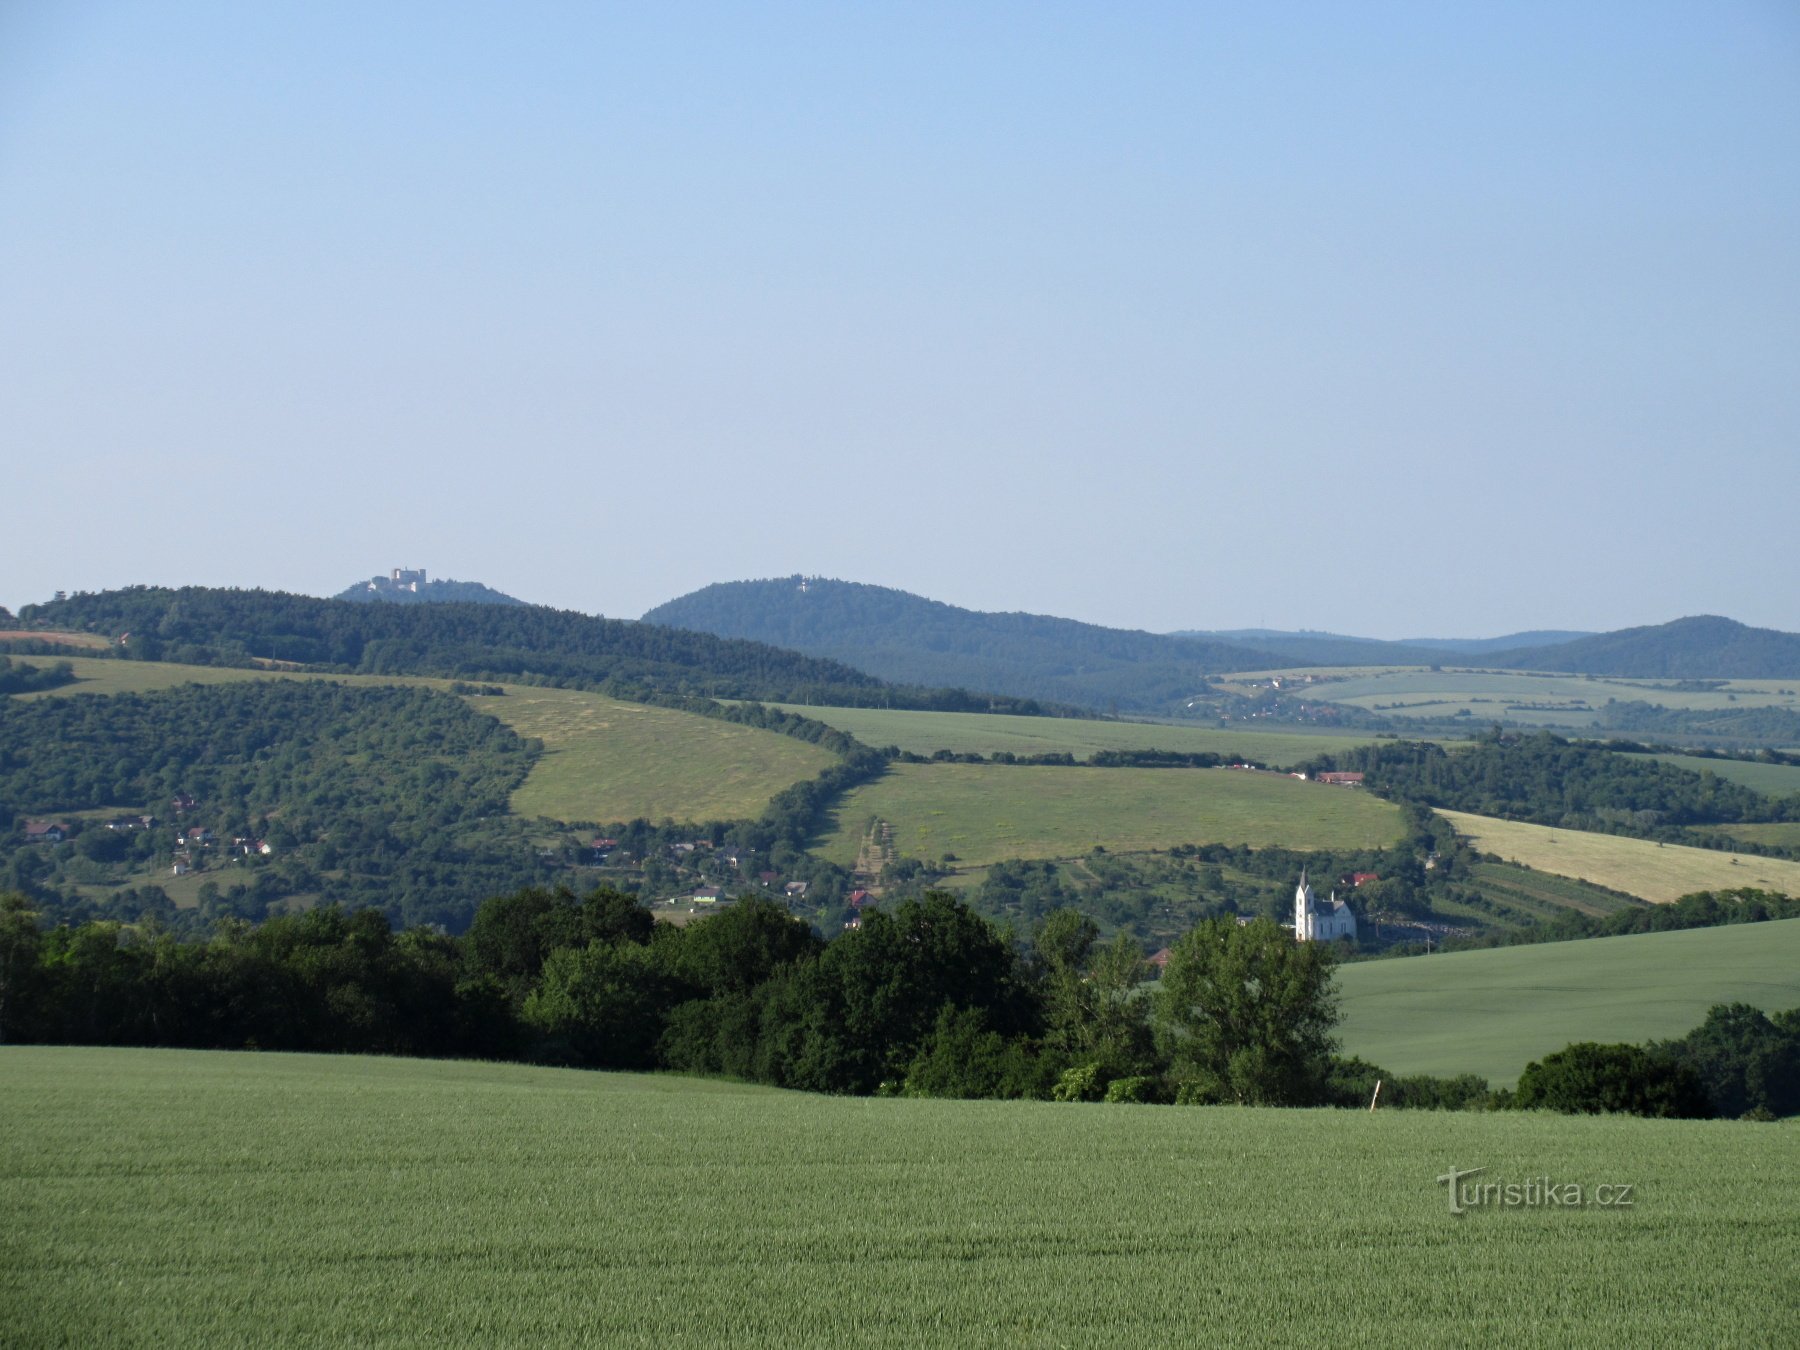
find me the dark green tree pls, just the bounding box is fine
[1156,917,1338,1106]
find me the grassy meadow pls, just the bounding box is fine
[817,764,1405,868]
[1222,666,1800,727]
[1337,919,1800,1085]
[1437,810,1800,904]
[482,686,836,824]
[772,703,1391,766]
[3,1048,1795,1346]
[1651,753,1800,797]
[1696,822,1800,850]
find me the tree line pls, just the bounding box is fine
[4,886,1790,1119]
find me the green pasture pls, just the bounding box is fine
[480,687,836,825]
[3,1048,1794,1346]
[1651,754,1800,797]
[1338,919,1800,1086]
[12,655,312,698]
[771,703,1393,766]
[816,764,1405,868]
[1224,667,1800,726]
[1695,822,1800,850]
[1438,810,1800,904]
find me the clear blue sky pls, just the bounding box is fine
[3,2,1796,637]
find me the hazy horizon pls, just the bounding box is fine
[4,3,1796,636]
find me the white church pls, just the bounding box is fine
[1293,870,1357,943]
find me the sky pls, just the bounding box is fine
[2,2,1797,638]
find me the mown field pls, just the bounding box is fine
[483,686,836,824]
[1337,919,1800,1086]
[3,1048,1795,1346]
[1438,810,1800,904]
[16,657,834,825]
[816,764,1406,868]
[771,703,1391,766]
[1220,667,1800,727]
[1651,753,1800,797]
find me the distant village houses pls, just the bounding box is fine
[1315,771,1365,787]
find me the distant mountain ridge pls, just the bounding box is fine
[1172,627,1592,666]
[643,577,1289,713]
[19,586,1047,712]
[1484,616,1800,679]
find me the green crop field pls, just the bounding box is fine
[1220,667,1800,727]
[1696,822,1800,850]
[1438,810,1800,904]
[817,764,1406,868]
[771,703,1396,766]
[1338,919,1800,1086]
[483,686,836,824]
[13,655,311,698]
[1651,754,1800,797]
[3,1049,1794,1345]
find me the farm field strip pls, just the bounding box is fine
[1651,754,1800,797]
[1438,810,1800,904]
[481,686,836,824]
[1336,918,1800,1085]
[770,703,1393,765]
[1696,822,1800,849]
[2,1047,1794,1345]
[816,763,1406,868]
[1221,667,1800,719]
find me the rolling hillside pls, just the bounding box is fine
[1488,615,1800,678]
[16,585,1039,711]
[644,576,1286,711]
[1337,918,1800,1084]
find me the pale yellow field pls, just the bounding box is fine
[1438,810,1800,904]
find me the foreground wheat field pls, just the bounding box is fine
[2,1049,1794,1346]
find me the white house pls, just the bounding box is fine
[1293,870,1356,942]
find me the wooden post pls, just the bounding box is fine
[1368,1079,1383,1112]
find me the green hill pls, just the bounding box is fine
[4,1047,1793,1345]
[19,585,1046,712]
[1490,614,1800,678]
[644,576,1287,712]
[333,572,525,605]
[1337,918,1800,1084]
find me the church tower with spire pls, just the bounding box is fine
[1294,869,1357,942]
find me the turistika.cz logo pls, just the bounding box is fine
[1435,1166,1636,1216]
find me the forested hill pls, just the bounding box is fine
[1486,616,1800,678]
[18,587,1046,711]
[642,577,1288,712]
[333,576,524,606]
